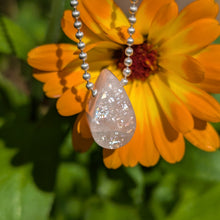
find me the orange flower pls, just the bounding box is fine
[28,0,220,169]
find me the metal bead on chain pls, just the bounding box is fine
[121,0,138,85]
[70,0,97,97]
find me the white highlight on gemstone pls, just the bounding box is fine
[86,69,136,149]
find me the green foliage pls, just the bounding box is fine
[0,142,53,220]
[0,0,220,219]
[0,16,35,60]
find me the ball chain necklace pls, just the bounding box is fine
[70,0,138,149]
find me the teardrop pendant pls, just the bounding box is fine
[86,69,136,149]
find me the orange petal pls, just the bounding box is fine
[144,82,185,163]
[103,149,122,169]
[150,74,194,133]
[117,82,139,167]
[43,78,64,98]
[194,45,220,93]
[184,117,220,152]
[148,2,178,42]
[79,1,142,44]
[178,0,219,28]
[33,72,64,98]
[135,0,173,36]
[27,44,77,71]
[33,71,60,83]
[198,78,220,93]
[34,69,84,86]
[153,0,219,44]
[82,0,133,44]
[138,82,160,167]
[195,44,220,79]
[33,69,88,98]
[75,111,92,139]
[78,1,105,37]
[72,112,93,153]
[165,74,220,122]
[56,84,88,116]
[159,54,205,83]
[161,19,220,55]
[61,10,101,44]
[82,0,128,29]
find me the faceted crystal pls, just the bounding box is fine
[86,69,136,149]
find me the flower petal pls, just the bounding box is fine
[178,0,219,27]
[78,1,106,36]
[56,84,88,116]
[148,2,178,41]
[33,70,86,98]
[195,44,220,79]
[184,117,220,152]
[33,71,59,83]
[161,19,220,55]
[117,82,139,167]
[159,54,205,83]
[138,82,160,166]
[135,0,174,35]
[82,0,128,30]
[33,72,64,98]
[153,0,219,44]
[76,111,92,139]
[27,44,77,71]
[82,0,134,44]
[61,10,101,43]
[144,82,185,163]
[165,74,220,122]
[149,74,194,133]
[72,112,94,153]
[198,79,220,93]
[103,149,122,169]
[194,45,220,93]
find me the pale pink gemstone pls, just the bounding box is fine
[86,69,136,149]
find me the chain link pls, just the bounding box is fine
[70,0,97,97]
[121,0,138,86]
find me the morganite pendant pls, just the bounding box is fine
[86,69,136,149]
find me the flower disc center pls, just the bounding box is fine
[116,41,159,81]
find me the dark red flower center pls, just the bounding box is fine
[116,41,159,81]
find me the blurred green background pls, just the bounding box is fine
[0,0,220,219]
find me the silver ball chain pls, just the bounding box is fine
[70,0,138,95]
[121,0,138,86]
[70,0,97,97]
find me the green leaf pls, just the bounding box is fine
[166,183,220,220]
[56,163,92,196]
[214,36,220,44]
[84,197,141,220]
[52,162,92,219]
[0,19,12,54]
[0,73,28,109]
[213,93,220,103]
[0,16,35,59]
[44,0,65,43]
[0,141,54,220]
[161,143,220,182]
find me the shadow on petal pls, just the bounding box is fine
[184,117,220,152]
[72,111,94,153]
